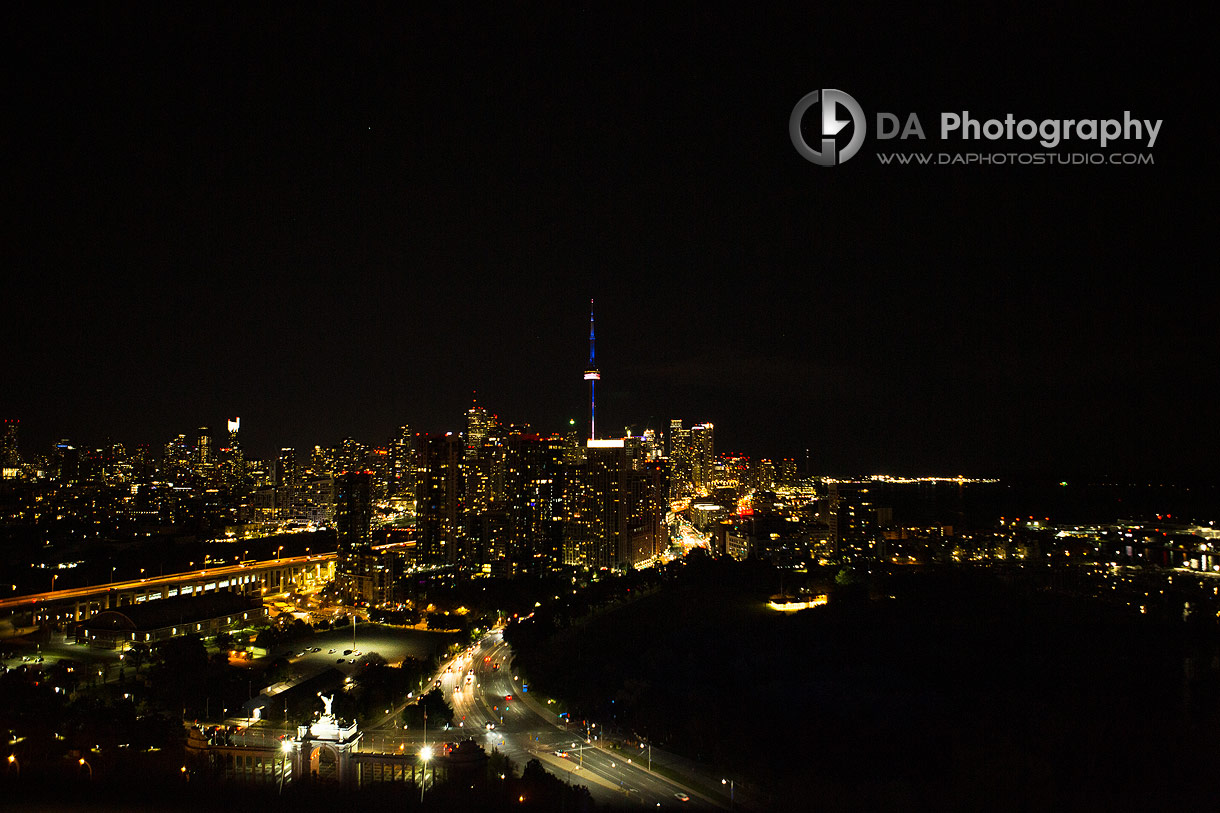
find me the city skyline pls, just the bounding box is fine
[5,7,1211,479]
[3,8,1215,809]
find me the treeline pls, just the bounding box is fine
[507,558,1220,810]
[0,632,253,786]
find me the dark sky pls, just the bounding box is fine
[4,4,1212,477]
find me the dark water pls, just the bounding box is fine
[880,478,1219,528]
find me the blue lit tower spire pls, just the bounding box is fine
[583,299,601,440]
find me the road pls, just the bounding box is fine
[0,553,336,611]
[431,631,725,810]
[226,626,737,809]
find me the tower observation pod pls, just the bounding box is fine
[583,300,600,441]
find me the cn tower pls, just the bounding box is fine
[583,299,600,440]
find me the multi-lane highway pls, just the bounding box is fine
[426,630,723,809]
[0,553,335,612]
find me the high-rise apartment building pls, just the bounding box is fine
[193,426,213,485]
[390,424,412,497]
[421,434,466,566]
[690,422,715,491]
[668,419,692,497]
[276,447,297,517]
[563,439,665,571]
[465,401,489,461]
[335,470,375,604]
[218,417,244,491]
[1,419,21,476]
[163,434,192,484]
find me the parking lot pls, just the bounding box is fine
[273,624,457,676]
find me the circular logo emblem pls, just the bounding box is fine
[790,89,866,166]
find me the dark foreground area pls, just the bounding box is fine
[1,769,595,813]
[509,556,1220,811]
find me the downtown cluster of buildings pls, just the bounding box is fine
[3,410,727,599]
[3,409,1003,599]
[1,307,1023,611]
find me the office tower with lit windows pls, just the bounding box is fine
[640,428,662,461]
[276,447,297,517]
[668,419,692,497]
[1,419,21,476]
[192,426,213,485]
[336,438,367,475]
[310,445,336,478]
[390,424,412,497]
[163,434,192,484]
[465,399,489,461]
[628,459,669,566]
[505,429,567,572]
[218,417,244,491]
[365,445,392,502]
[690,422,714,492]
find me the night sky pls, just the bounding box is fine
[4,4,1212,477]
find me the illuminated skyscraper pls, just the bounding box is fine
[163,434,192,483]
[193,426,212,484]
[336,437,366,474]
[691,422,714,491]
[390,424,412,497]
[311,445,336,478]
[465,398,489,461]
[563,438,666,571]
[1,419,20,477]
[335,470,375,603]
[219,417,244,491]
[421,434,466,566]
[668,419,692,497]
[276,447,297,517]
[50,440,78,483]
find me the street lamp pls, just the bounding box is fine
[419,745,433,802]
[7,753,18,776]
[79,757,92,780]
[722,778,734,808]
[279,739,292,795]
[570,742,592,769]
